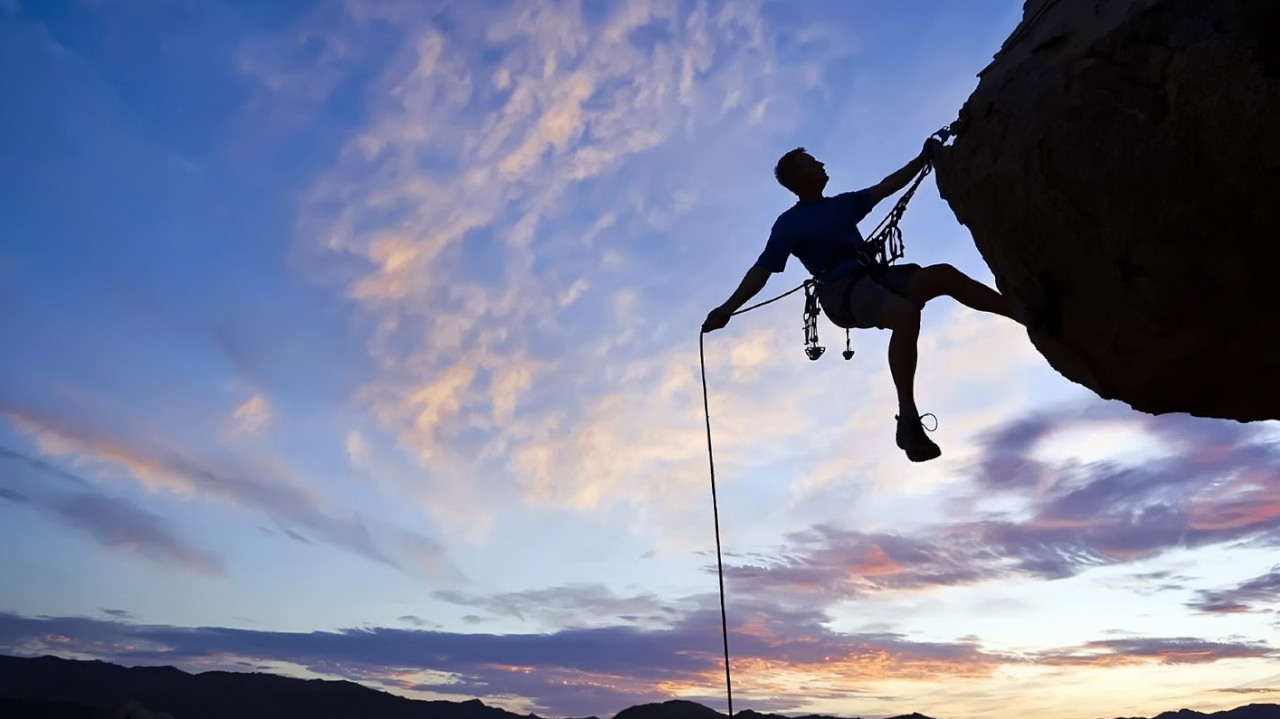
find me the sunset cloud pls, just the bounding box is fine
[431,584,674,629]
[1,608,1271,718]
[0,404,451,576]
[1032,637,1276,667]
[0,448,223,575]
[1187,568,1280,615]
[232,393,273,434]
[286,0,840,539]
[49,492,226,576]
[716,406,1280,608]
[0,609,1005,715]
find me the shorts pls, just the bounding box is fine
[816,263,921,329]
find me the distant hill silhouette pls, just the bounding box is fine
[1112,706,1280,719]
[0,655,531,719]
[613,701,932,719]
[1,654,1277,719]
[1,695,111,719]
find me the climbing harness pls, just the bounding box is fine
[698,126,952,716]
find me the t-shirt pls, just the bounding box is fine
[753,189,876,279]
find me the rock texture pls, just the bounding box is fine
[935,0,1280,421]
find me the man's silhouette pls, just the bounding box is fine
[702,140,1051,462]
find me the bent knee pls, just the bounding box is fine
[908,263,962,303]
[921,263,963,284]
[877,295,921,330]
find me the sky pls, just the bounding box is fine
[1,1,1278,718]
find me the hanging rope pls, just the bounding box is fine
[698,280,812,717]
[698,330,733,718]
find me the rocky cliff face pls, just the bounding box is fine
[934,0,1280,421]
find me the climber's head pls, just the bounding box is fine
[774,147,828,200]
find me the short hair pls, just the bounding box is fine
[774,147,808,192]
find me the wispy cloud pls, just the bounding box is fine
[0,486,27,503]
[966,405,1280,554]
[0,404,455,578]
[231,393,273,435]
[0,446,92,489]
[1031,637,1275,666]
[432,584,674,629]
[1187,568,1280,614]
[0,447,224,576]
[715,405,1280,609]
[52,493,226,576]
[269,0,859,543]
[722,527,996,607]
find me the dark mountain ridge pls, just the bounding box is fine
[1,655,1276,719]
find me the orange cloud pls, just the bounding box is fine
[232,393,273,434]
[3,405,198,496]
[1035,639,1272,668]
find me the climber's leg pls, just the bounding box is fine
[877,294,921,413]
[902,262,1062,334]
[876,293,941,463]
[905,263,1022,321]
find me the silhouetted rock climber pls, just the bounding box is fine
[701,139,1059,463]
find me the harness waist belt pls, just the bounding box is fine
[817,256,888,324]
[814,242,880,283]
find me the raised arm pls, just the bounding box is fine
[865,137,942,206]
[702,264,772,333]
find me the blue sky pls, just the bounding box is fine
[2,1,1279,718]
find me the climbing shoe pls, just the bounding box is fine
[895,413,941,463]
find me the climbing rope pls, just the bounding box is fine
[698,330,734,717]
[865,154,936,267]
[696,127,951,715]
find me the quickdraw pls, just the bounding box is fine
[802,279,854,361]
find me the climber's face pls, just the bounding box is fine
[795,153,829,193]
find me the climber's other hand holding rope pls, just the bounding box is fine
[703,265,771,333]
[702,305,733,333]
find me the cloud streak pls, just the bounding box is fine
[716,405,1280,607]
[231,393,273,435]
[1032,637,1275,667]
[50,493,226,576]
[0,404,454,579]
[1188,568,1280,614]
[431,584,675,629]
[0,608,1271,718]
[1,447,223,575]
